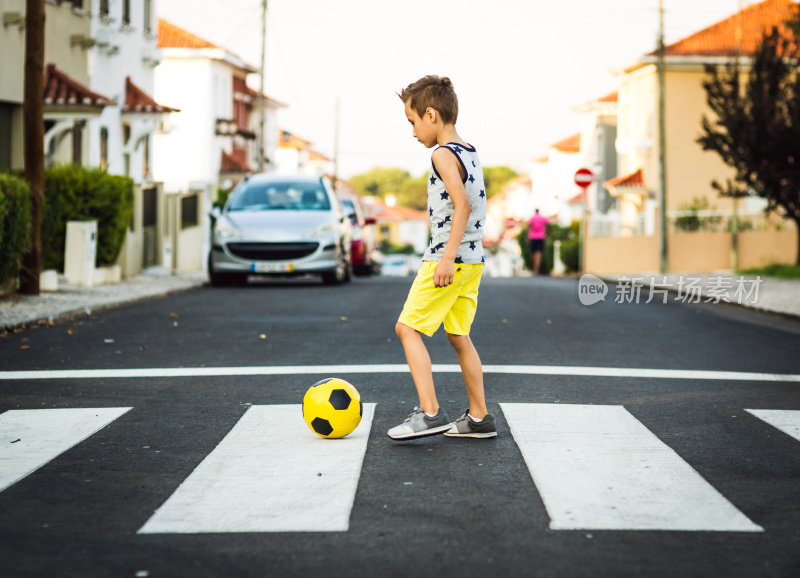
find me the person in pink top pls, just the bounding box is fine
[527,209,548,274]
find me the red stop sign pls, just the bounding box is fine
[574,168,594,188]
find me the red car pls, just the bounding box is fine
[339,194,378,276]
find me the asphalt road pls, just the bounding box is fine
[1,274,799,577]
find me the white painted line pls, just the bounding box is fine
[501,403,763,532]
[0,407,132,493]
[2,364,798,383]
[745,409,800,442]
[138,403,375,534]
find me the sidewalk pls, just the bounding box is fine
[1,268,207,331]
[601,273,800,318]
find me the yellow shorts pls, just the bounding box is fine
[398,261,484,337]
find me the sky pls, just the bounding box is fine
[158,0,755,179]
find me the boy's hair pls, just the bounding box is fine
[399,75,458,125]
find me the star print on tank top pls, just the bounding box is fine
[425,143,486,264]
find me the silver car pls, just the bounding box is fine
[208,174,351,286]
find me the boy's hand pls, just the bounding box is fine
[433,258,455,287]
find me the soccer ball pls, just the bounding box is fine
[302,378,363,438]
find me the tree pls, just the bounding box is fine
[397,175,427,211]
[697,16,800,264]
[349,164,519,210]
[349,167,410,200]
[483,166,518,199]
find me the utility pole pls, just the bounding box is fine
[257,0,267,173]
[657,0,668,274]
[20,0,45,295]
[332,96,340,190]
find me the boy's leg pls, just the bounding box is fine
[445,332,487,418]
[395,321,439,415]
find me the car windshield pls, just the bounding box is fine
[228,181,331,211]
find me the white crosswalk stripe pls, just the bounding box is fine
[138,404,376,533]
[4,402,799,534]
[0,407,131,492]
[501,403,763,532]
[745,409,800,442]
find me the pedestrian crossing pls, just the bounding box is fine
[1,404,798,534]
[139,404,375,533]
[501,403,762,532]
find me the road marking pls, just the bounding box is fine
[2,364,798,382]
[501,403,763,532]
[138,403,375,534]
[0,407,131,493]
[745,409,800,442]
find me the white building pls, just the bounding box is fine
[529,133,585,225]
[153,18,285,271]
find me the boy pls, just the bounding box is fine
[387,75,496,440]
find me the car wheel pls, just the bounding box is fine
[209,256,247,287]
[321,252,349,285]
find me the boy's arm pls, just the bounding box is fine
[431,147,470,288]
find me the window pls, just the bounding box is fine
[143,135,150,178]
[99,0,109,18]
[72,120,84,166]
[100,127,108,171]
[144,0,152,34]
[122,0,130,26]
[181,194,199,229]
[70,0,84,9]
[228,182,332,212]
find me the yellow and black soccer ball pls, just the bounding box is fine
[302,378,363,438]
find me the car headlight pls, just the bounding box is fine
[214,219,243,240]
[305,221,336,239]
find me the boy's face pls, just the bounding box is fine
[404,100,437,148]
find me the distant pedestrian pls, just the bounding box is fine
[528,209,548,275]
[387,75,496,441]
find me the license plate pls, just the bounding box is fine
[251,262,293,273]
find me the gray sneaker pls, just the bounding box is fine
[444,410,497,438]
[387,407,451,440]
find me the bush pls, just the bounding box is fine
[0,173,31,286]
[559,238,581,273]
[517,222,578,275]
[42,165,134,271]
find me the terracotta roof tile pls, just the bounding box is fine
[597,91,618,103]
[604,168,643,189]
[278,129,311,150]
[124,77,179,113]
[43,63,116,108]
[308,149,330,162]
[157,19,219,49]
[220,150,252,173]
[568,190,588,204]
[551,133,580,153]
[660,0,798,58]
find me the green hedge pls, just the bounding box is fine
[42,165,134,271]
[517,222,581,275]
[0,173,31,285]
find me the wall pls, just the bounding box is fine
[585,227,797,275]
[0,0,25,104]
[153,57,215,189]
[585,235,660,275]
[664,67,736,213]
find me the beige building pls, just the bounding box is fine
[0,0,116,171]
[586,0,798,275]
